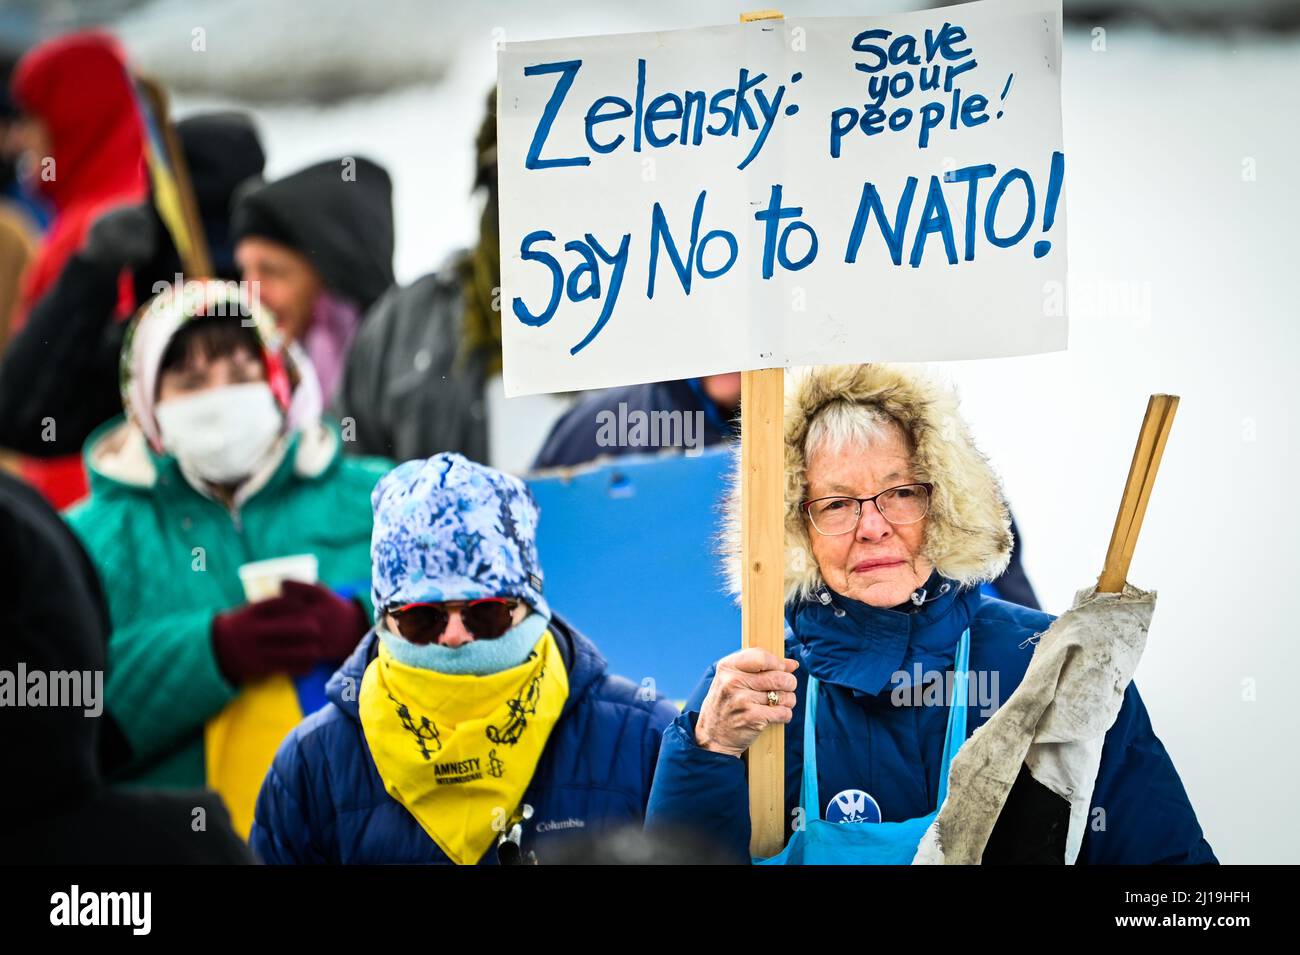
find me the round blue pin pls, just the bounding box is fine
[826,788,882,824]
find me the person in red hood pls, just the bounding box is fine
[7,31,146,508]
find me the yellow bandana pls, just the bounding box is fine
[358,629,569,865]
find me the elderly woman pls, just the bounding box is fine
[645,364,1215,864]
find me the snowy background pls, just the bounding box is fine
[6,0,1297,863]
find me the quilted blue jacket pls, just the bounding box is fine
[646,576,1217,864]
[251,614,679,864]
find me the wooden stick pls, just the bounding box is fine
[1115,395,1178,583]
[739,4,787,864]
[1097,395,1179,593]
[1097,399,1160,592]
[741,366,786,858]
[1114,395,1179,586]
[137,74,215,280]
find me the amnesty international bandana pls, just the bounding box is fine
[358,629,568,864]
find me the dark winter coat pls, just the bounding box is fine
[645,576,1216,864]
[250,615,678,864]
[0,471,251,864]
[335,256,489,464]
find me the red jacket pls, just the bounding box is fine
[9,31,147,508]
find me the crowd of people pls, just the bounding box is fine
[0,30,1214,865]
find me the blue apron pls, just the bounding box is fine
[757,627,971,865]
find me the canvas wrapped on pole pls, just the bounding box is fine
[913,582,1155,864]
[917,393,1178,864]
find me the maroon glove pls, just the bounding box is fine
[279,580,370,663]
[211,582,368,684]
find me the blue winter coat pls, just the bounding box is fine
[645,574,1216,864]
[250,614,679,864]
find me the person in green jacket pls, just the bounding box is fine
[65,280,391,834]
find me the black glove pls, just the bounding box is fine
[81,202,158,270]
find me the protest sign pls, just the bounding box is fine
[498,0,1067,397]
[498,0,1068,858]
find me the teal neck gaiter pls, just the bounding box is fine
[377,611,550,676]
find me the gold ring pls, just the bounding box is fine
[767,690,780,706]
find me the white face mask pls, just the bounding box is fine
[155,382,284,485]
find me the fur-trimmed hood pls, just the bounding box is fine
[722,364,1012,604]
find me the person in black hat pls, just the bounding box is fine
[334,94,491,464]
[231,156,395,403]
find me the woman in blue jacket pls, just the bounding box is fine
[645,363,1215,864]
[251,452,679,864]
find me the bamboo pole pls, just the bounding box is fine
[1097,395,1179,593]
[739,5,787,864]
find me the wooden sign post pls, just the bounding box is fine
[741,366,786,858]
[739,9,787,862]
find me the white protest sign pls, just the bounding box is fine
[498,0,1067,397]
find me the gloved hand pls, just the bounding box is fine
[211,582,368,684]
[81,202,158,270]
[279,580,370,663]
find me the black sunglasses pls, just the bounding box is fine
[387,598,519,643]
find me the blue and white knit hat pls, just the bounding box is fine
[370,453,548,619]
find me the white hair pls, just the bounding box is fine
[803,399,914,469]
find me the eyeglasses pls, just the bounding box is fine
[801,483,934,536]
[387,598,519,643]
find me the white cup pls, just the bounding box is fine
[237,554,320,603]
